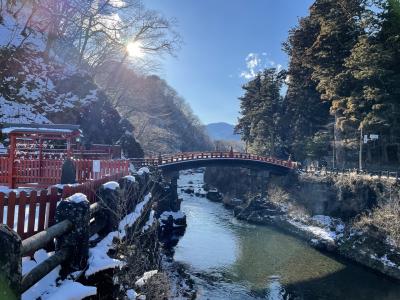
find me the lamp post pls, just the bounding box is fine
[333,115,336,169]
[359,125,363,171]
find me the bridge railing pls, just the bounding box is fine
[131,151,298,169]
[303,166,400,181]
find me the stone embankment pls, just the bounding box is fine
[203,167,400,281]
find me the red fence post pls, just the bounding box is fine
[8,135,16,188]
[7,192,16,230]
[38,190,47,232]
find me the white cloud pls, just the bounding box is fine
[240,52,283,80]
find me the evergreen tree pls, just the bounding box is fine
[235,74,262,147]
[343,0,400,163]
[236,68,285,156]
[301,0,367,165]
[283,16,331,161]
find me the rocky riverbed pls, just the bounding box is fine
[203,167,400,282]
[172,169,400,300]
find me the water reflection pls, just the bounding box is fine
[174,198,238,270]
[174,172,400,300]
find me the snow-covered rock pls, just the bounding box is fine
[67,193,88,204]
[137,167,150,176]
[135,270,158,288]
[103,181,120,190]
[124,175,136,183]
[126,289,138,300]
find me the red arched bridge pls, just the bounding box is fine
[131,151,297,175]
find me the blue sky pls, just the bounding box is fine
[147,0,314,125]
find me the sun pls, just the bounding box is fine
[126,41,144,58]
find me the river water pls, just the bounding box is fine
[174,171,400,300]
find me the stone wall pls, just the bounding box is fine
[204,167,270,202]
[205,167,400,219]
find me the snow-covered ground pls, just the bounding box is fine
[86,193,152,277]
[20,178,152,300]
[0,8,98,124]
[287,214,345,244]
[22,250,96,300]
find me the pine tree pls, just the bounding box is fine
[342,0,400,164]
[236,69,285,156]
[283,16,331,161]
[302,0,367,165]
[235,74,263,147]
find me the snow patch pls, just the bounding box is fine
[124,175,136,182]
[137,167,150,175]
[135,270,158,288]
[85,194,152,277]
[67,193,88,204]
[44,281,97,300]
[103,181,120,190]
[142,210,155,232]
[160,211,185,221]
[22,250,96,300]
[370,253,399,269]
[1,127,75,134]
[85,232,125,277]
[288,219,338,243]
[126,289,138,299]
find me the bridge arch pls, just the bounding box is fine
[131,151,296,176]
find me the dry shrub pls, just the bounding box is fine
[142,272,170,300]
[268,186,289,205]
[355,201,400,246]
[268,185,310,218]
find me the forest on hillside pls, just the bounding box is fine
[0,0,212,156]
[236,0,400,170]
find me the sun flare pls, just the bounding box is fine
[126,41,144,58]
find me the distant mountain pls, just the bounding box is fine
[206,122,241,141]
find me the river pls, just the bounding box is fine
[173,170,400,300]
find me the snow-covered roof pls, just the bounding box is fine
[1,123,81,135]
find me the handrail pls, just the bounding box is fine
[21,220,73,256]
[130,151,297,170]
[21,248,70,293]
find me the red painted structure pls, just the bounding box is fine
[0,124,127,188]
[0,173,125,239]
[131,151,297,170]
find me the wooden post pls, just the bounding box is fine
[97,182,120,234]
[66,137,72,159]
[0,224,22,299]
[39,138,43,179]
[8,134,16,188]
[359,125,363,171]
[55,194,90,274]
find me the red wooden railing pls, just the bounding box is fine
[0,157,9,184]
[0,158,130,188]
[0,173,126,240]
[131,151,297,170]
